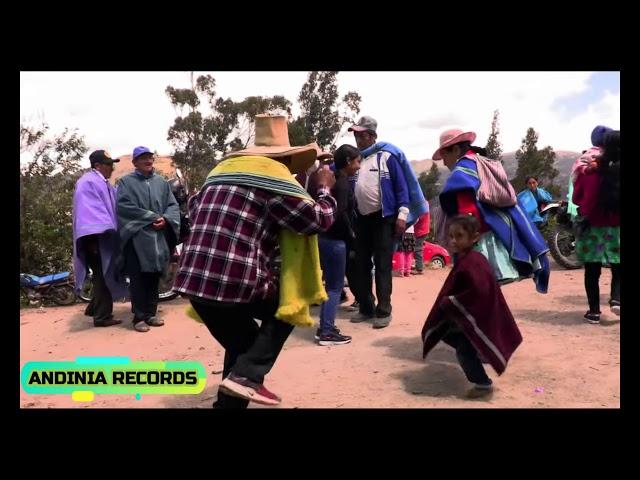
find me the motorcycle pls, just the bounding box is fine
[78,168,191,303]
[20,271,77,306]
[539,200,583,270]
[157,168,191,300]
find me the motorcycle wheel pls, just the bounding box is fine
[52,285,77,306]
[158,261,179,302]
[20,289,34,308]
[78,273,94,302]
[80,264,179,302]
[548,223,583,270]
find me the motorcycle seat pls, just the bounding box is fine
[26,272,71,285]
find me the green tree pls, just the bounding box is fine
[289,71,362,149]
[512,127,560,195]
[166,74,226,190]
[20,122,87,275]
[166,73,293,189]
[418,163,441,201]
[287,117,312,146]
[484,109,503,162]
[233,95,292,148]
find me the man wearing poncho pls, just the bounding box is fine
[117,146,180,333]
[72,150,127,327]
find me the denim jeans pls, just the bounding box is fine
[345,244,359,302]
[318,237,347,335]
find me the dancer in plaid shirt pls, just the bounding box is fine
[174,115,336,408]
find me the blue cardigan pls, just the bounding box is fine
[517,187,553,224]
[360,142,428,225]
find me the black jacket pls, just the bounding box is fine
[322,172,356,245]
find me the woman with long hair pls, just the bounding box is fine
[572,130,620,323]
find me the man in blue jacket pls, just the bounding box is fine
[349,116,410,329]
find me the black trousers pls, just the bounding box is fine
[124,242,160,322]
[191,298,294,409]
[354,211,396,317]
[442,328,492,386]
[84,249,113,323]
[584,262,621,313]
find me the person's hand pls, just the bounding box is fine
[315,165,336,190]
[152,217,166,230]
[579,151,600,172]
[588,154,602,171]
[395,218,406,236]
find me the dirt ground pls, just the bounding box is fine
[19,261,620,408]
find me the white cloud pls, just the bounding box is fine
[415,113,464,130]
[540,91,620,151]
[20,71,619,167]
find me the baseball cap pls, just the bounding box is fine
[348,116,377,134]
[591,125,613,148]
[132,146,154,159]
[89,150,120,166]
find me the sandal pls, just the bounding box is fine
[134,321,151,332]
[146,316,165,327]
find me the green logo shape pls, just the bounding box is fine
[21,357,207,399]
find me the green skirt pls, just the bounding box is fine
[576,226,620,264]
[473,231,520,283]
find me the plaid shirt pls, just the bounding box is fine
[174,183,336,303]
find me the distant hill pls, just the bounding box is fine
[501,150,580,196]
[110,155,175,185]
[410,150,581,199]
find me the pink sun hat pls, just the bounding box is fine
[432,129,477,160]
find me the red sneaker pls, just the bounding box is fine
[219,374,282,406]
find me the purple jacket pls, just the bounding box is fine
[72,170,127,298]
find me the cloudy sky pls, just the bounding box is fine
[20,71,620,167]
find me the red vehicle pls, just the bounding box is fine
[392,241,451,271]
